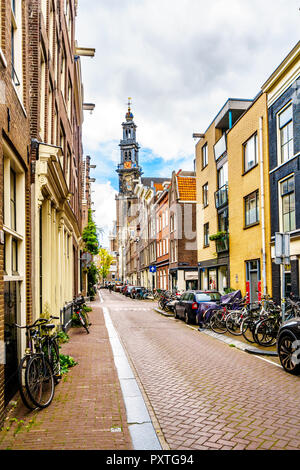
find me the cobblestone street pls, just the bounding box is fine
[1,290,300,451]
[104,290,300,450]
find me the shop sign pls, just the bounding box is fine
[185,271,198,281]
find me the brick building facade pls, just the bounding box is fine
[169,171,198,292]
[0,0,32,423]
[0,0,94,425]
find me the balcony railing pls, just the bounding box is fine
[214,134,227,161]
[215,184,228,209]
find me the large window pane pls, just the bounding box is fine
[244,134,257,172]
[279,106,293,163]
[245,191,259,226]
[280,176,295,232]
[279,104,292,128]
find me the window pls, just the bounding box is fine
[11,0,23,100]
[67,76,72,121]
[170,213,175,232]
[41,0,47,21]
[202,144,208,168]
[202,183,208,207]
[217,162,228,189]
[245,190,259,227]
[47,82,53,144]
[218,208,228,232]
[60,45,66,99]
[204,223,209,247]
[243,133,257,172]
[11,238,18,274]
[278,103,293,164]
[280,176,295,232]
[10,168,16,231]
[40,49,46,140]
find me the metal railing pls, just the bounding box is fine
[215,184,228,209]
[60,301,74,333]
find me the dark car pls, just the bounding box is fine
[277,317,300,375]
[121,285,131,295]
[125,286,135,297]
[174,290,221,324]
[131,287,145,299]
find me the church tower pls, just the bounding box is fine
[117,98,142,195]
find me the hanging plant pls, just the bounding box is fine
[209,231,227,241]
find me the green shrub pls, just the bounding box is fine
[59,354,78,375]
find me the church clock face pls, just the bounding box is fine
[124,174,133,192]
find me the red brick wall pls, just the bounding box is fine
[0,0,31,425]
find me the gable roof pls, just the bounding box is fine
[176,175,196,201]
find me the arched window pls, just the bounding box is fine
[128,151,131,160]
[125,152,128,161]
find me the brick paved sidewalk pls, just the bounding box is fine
[0,297,133,450]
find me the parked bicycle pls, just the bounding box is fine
[73,296,91,334]
[15,316,60,410]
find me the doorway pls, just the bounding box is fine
[246,260,261,304]
[4,281,21,406]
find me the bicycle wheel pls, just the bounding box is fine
[25,355,55,408]
[17,356,36,410]
[241,316,258,343]
[255,318,278,347]
[210,310,227,334]
[79,312,89,334]
[225,311,243,336]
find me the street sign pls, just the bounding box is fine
[149,266,157,274]
[81,252,93,269]
[274,232,291,322]
[275,232,290,265]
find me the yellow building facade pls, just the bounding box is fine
[195,99,253,293]
[227,93,272,302]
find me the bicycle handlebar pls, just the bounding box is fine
[14,315,60,330]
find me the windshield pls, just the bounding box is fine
[196,292,221,302]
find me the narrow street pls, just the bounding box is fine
[102,290,300,450]
[1,290,300,451]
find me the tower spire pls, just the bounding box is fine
[126,97,134,122]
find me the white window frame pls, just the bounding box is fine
[278,173,296,233]
[277,101,294,165]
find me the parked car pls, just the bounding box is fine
[174,290,221,324]
[121,285,131,295]
[277,317,300,375]
[114,283,123,292]
[125,286,135,297]
[131,287,146,299]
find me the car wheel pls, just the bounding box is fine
[174,308,178,319]
[278,332,300,375]
[184,311,190,324]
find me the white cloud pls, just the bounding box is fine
[90,181,117,248]
[76,0,300,234]
[77,0,300,162]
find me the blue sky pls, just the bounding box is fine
[75,0,300,247]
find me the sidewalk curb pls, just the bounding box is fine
[154,307,174,317]
[102,302,166,450]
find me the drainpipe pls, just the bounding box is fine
[259,116,267,297]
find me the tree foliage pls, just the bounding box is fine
[96,248,114,283]
[82,209,100,255]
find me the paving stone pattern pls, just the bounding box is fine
[105,291,300,451]
[0,299,132,450]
